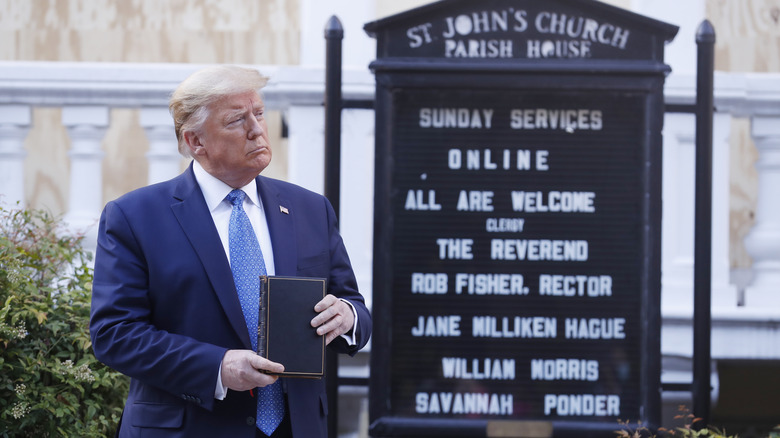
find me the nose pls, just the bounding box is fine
[246,114,263,139]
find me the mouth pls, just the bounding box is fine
[247,145,268,156]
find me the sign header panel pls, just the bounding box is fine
[365,0,677,62]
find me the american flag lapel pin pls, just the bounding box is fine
[279,205,289,214]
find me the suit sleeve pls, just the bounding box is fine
[89,201,226,411]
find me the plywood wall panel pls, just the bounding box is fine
[708,0,780,72]
[728,119,759,269]
[102,109,148,206]
[23,108,70,216]
[2,0,299,215]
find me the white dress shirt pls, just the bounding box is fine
[193,161,276,276]
[191,162,357,400]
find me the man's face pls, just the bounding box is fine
[189,90,272,188]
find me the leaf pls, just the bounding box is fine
[31,309,47,324]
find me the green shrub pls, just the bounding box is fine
[0,206,128,437]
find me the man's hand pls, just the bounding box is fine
[221,350,284,392]
[311,294,354,345]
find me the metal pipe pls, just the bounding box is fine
[324,15,344,438]
[692,18,715,426]
[324,15,343,216]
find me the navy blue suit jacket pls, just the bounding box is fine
[90,165,371,438]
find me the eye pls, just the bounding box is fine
[254,110,264,120]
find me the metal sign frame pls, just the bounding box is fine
[366,2,677,436]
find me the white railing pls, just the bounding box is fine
[0,60,377,310]
[661,72,780,367]
[1,61,779,364]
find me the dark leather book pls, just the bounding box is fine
[258,276,326,378]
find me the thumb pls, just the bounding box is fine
[251,355,285,374]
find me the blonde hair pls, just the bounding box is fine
[169,65,269,157]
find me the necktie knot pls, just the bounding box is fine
[226,189,246,208]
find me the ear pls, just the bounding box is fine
[182,130,205,156]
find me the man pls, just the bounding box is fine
[90,65,371,438]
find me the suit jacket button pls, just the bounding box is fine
[246,417,255,426]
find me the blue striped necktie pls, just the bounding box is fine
[226,189,285,436]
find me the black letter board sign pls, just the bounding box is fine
[365,0,677,436]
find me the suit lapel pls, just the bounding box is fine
[256,176,298,277]
[170,166,253,348]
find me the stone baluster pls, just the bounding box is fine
[140,107,181,185]
[62,106,108,253]
[711,112,738,309]
[660,111,736,312]
[744,115,780,307]
[0,105,31,208]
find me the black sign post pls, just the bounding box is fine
[366,1,677,436]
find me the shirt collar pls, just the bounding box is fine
[192,161,261,212]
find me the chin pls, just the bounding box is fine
[252,157,272,174]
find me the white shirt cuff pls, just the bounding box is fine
[338,298,359,346]
[215,362,228,400]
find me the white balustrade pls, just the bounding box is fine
[661,112,697,313]
[140,107,181,185]
[0,62,779,361]
[662,76,738,313]
[743,115,780,307]
[0,104,31,208]
[62,105,108,252]
[1,60,780,437]
[712,112,737,310]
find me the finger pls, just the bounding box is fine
[312,297,348,328]
[247,357,283,387]
[249,354,285,374]
[256,373,280,387]
[325,327,346,345]
[313,294,337,313]
[316,314,341,337]
[311,308,335,328]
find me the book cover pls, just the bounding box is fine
[258,276,326,378]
